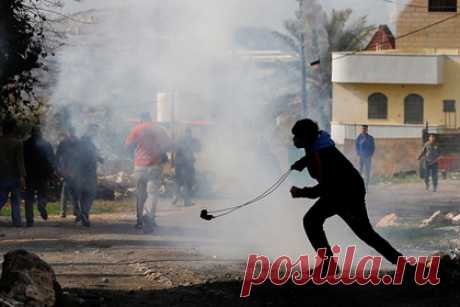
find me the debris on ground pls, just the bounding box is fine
[376,213,399,228]
[419,211,460,228]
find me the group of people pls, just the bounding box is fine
[0,119,101,227]
[355,124,441,192]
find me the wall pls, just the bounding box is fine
[396,0,460,49]
[332,56,460,128]
[343,138,422,176]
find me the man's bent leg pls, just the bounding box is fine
[303,199,337,258]
[341,203,402,264]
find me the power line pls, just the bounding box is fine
[333,11,460,62]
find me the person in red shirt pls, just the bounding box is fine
[126,113,171,233]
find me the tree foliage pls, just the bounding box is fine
[272,4,374,128]
[0,0,49,123]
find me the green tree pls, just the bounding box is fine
[0,0,50,124]
[272,5,374,129]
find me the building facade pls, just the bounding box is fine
[331,0,460,175]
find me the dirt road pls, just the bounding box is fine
[0,179,459,306]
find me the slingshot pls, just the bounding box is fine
[200,170,292,221]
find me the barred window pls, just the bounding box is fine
[404,94,424,124]
[429,0,457,12]
[443,100,456,113]
[368,93,388,119]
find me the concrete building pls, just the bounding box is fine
[331,0,460,175]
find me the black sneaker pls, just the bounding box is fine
[81,215,91,227]
[75,215,82,224]
[26,222,34,227]
[38,206,48,221]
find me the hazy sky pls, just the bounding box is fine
[62,0,400,30]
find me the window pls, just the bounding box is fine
[368,93,388,119]
[443,100,456,112]
[429,0,457,12]
[404,94,424,124]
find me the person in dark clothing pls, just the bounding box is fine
[56,128,80,219]
[173,127,201,207]
[23,127,56,227]
[73,125,103,227]
[418,134,441,192]
[290,119,402,268]
[356,125,375,188]
[0,119,26,227]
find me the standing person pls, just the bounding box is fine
[356,125,375,188]
[418,134,441,192]
[173,127,201,207]
[74,125,103,227]
[126,113,171,233]
[0,119,26,227]
[23,127,55,227]
[290,119,402,270]
[56,127,80,220]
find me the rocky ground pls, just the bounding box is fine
[0,179,459,306]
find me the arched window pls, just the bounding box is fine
[368,93,388,119]
[404,94,424,124]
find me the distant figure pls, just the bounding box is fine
[290,119,402,270]
[23,127,55,227]
[356,125,375,188]
[0,119,26,227]
[74,125,103,227]
[418,134,441,192]
[173,127,201,207]
[56,127,80,219]
[125,113,171,233]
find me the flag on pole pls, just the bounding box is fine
[310,59,320,70]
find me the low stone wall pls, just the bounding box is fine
[341,138,422,176]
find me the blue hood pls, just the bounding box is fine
[310,131,335,152]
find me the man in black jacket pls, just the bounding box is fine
[23,127,56,227]
[290,119,402,266]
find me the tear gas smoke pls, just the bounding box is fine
[44,0,399,263]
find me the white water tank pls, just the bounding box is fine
[156,92,174,123]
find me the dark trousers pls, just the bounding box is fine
[424,163,438,190]
[25,180,47,224]
[303,197,402,264]
[60,181,80,217]
[175,164,195,207]
[78,187,96,221]
[0,180,22,226]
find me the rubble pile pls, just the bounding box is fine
[418,210,460,228]
[97,171,135,200]
[376,213,399,228]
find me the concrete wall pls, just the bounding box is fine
[343,138,422,176]
[397,0,460,49]
[332,55,460,128]
[332,53,443,84]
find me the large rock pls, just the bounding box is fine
[0,250,61,307]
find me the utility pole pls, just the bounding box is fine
[299,0,307,117]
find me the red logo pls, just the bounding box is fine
[240,245,441,297]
